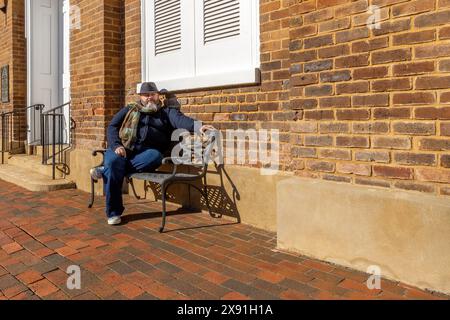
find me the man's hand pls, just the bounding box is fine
[115,146,127,158]
[200,125,216,135]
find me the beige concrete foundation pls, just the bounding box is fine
[277,177,450,295]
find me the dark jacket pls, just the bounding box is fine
[107,102,196,154]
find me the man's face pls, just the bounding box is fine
[140,92,160,105]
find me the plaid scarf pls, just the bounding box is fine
[119,100,162,150]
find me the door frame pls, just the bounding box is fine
[25,0,71,145]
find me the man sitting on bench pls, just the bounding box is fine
[90,82,215,225]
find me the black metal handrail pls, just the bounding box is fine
[41,102,73,179]
[1,104,45,164]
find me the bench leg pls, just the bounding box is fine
[88,178,95,208]
[128,178,141,200]
[159,183,168,233]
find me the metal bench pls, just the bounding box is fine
[88,131,220,233]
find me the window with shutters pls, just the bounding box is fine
[141,0,260,92]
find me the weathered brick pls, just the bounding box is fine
[414,10,450,28]
[290,122,318,133]
[393,122,435,135]
[323,175,352,183]
[353,7,389,26]
[372,78,411,92]
[353,66,389,80]
[355,177,390,188]
[415,107,450,120]
[336,136,369,148]
[291,99,318,110]
[304,110,335,120]
[355,151,390,163]
[373,166,413,180]
[336,27,369,43]
[304,8,334,24]
[373,19,411,36]
[336,82,369,94]
[373,108,411,119]
[353,122,389,134]
[441,155,450,168]
[336,54,369,68]
[335,0,368,17]
[419,138,450,151]
[319,149,352,160]
[318,44,350,59]
[320,70,352,83]
[291,74,319,86]
[372,49,411,64]
[393,62,435,76]
[442,123,450,136]
[394,181,435,193]
[318,17,351,33]
[304,34,334,49]
[319,97,351,108]
[440,26,450,39]
[394,152,437,166]
[304,135,334,147]
[304,60,333,73]
[306,160,336,173]
[337,163,371,176]
[372,137,412,150]
[415,44,450,59]
[416,76,450,90]
[441,186,450,196]
[439,59,450,72]
[292,147,317,158]
[317,0,351,9]
[416,168,450,183]
[393,30,435,45]
[319,123,350,133]
[442,92,450,103]
[305,85,333,97]
[352,38,389,53]
[393,92,435,105]
[353,94,389,107]
[336,109,370,121]
[291,50,318,63]
[290,1,316,15]
[392,0,435,17]
[290,25,317,39]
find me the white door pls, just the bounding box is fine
[26,0,70,145]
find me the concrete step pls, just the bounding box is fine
[7,154,66,179]
[0,164,76,192]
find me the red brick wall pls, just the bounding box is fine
[70,0,124,150]
[122,0,450,197]
[2,0,448,197]
[284,0,450,196]
[0,0,26,141]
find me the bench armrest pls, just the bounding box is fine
[161,157,179,177]
[92,149,107,166]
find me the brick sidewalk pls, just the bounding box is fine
[0,180,447,300]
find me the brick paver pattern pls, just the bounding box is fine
[0,180,448,300]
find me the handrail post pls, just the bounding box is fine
[41,112,45,164]
[1,114,4,164]
[52,112,56,180]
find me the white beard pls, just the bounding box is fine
[144,102,159,113]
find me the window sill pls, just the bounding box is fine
[139,68,261,93]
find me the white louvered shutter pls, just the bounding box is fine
[143,0,195,83]
[194,0,258,77]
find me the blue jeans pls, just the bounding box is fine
[103,148,163,218]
